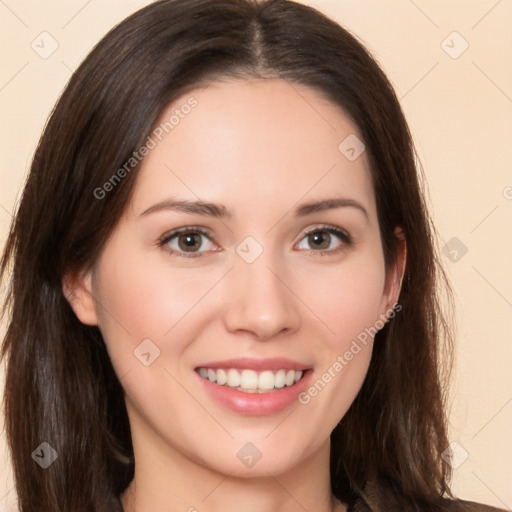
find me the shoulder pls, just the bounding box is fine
[347,480,507,512]
[350,498,507,512]
[348,491,507,512]
[440,498,507,511]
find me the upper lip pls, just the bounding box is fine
[195,357,311,372]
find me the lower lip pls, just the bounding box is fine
[196,369,313,416]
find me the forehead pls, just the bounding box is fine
[130,78,375,219]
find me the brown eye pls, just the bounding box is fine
[307,230,332,250]
[163,229,215,255]
[296,226,351,253]
[177,232,203,252]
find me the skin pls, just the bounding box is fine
[65,78,406,512]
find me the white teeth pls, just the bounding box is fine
[198,367,305,392]
[226,369,240,387]
[216,368,227,385]
[258,370,275,390]
[274,369,286,388]
[240,369,258,389]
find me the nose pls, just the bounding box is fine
[221,254,301,341]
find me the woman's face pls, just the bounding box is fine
[70,78,404,477]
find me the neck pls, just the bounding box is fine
[120,422,346,512]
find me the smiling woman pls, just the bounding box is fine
[0,1,506,512]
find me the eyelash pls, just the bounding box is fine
[157,226,214,259]
[157,224,352,259]
[300,225,352,256]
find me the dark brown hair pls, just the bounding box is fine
[1,0,459,510]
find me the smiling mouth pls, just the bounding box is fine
[196,367,306,393]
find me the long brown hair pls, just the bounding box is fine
[1,1,455,510]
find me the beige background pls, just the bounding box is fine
[1,1,511,510]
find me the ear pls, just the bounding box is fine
[62,268,99,326]
[380,226,407,316]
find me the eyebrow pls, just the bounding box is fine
[295,198,369,220]
[139,197,369,221]
[139,199,231,219]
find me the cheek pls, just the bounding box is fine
[295,274,384,434]
[300,254,387,346]
[91,242,226,370]
[294,254,386,415]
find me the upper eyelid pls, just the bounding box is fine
[158,226,215,243]
[298,224,351,241]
